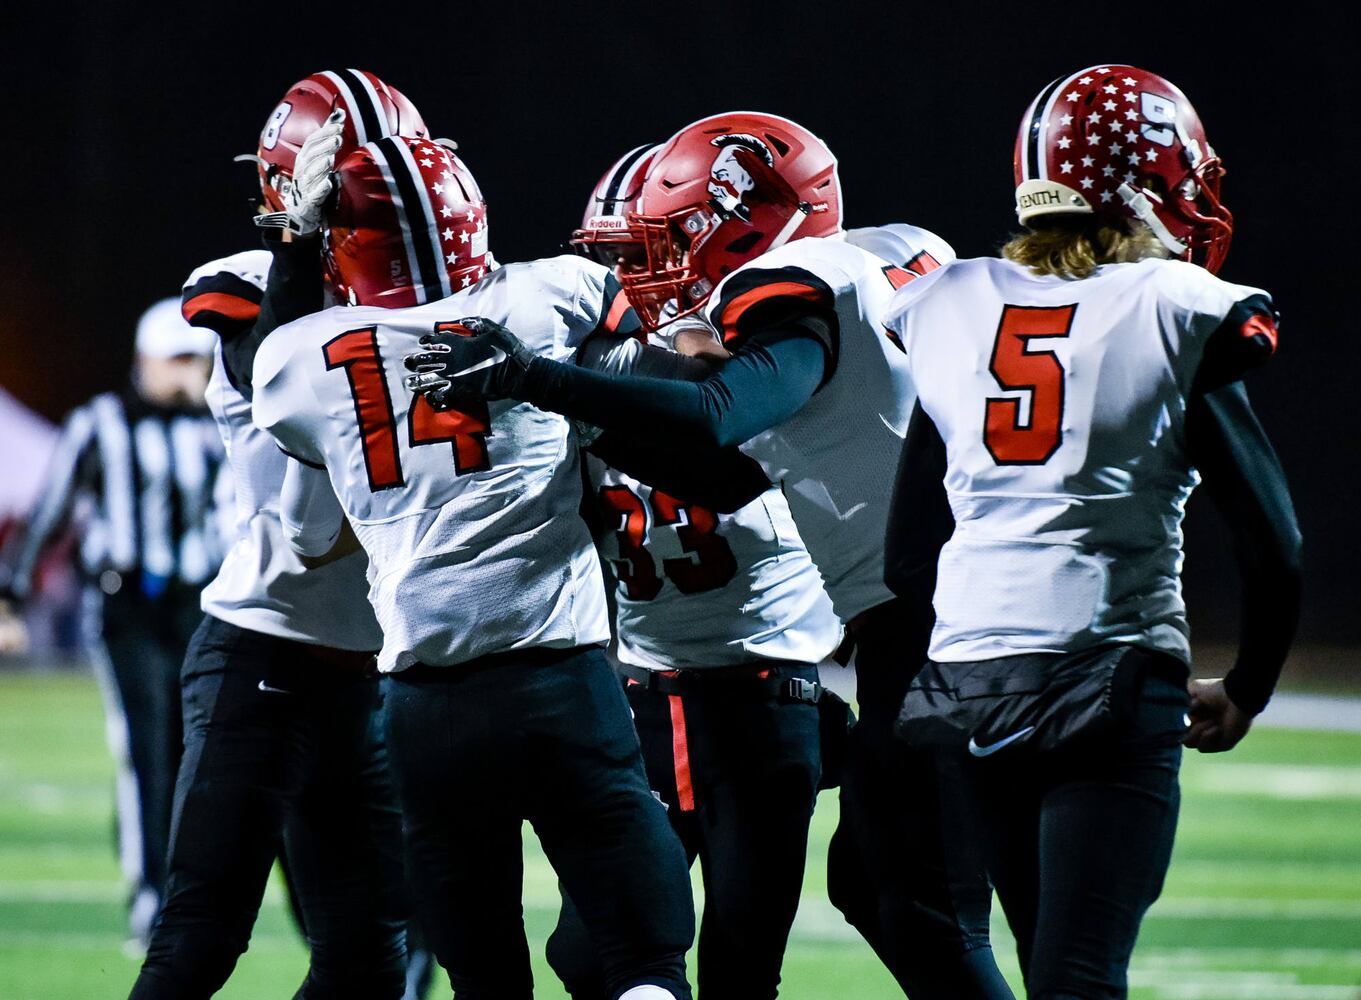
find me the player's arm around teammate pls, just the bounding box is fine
[541,150,845,998]
[407,114,1015,999]
[251,129,695,1000]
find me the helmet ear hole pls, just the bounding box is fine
[1141,175,1168,199]
[725,232,763,254]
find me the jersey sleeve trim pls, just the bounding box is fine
[710,266,837,347]
[276,444,326,470]
[181,272,265,333]
[1196,292,1279,392]
[601,272,640,336]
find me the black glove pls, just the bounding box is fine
[403,317,536,409]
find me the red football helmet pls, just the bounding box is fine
[1014,65,1233,273]
[572,143,662,266]
[587,112,842,331]
[241,69,428,213]
[325,136,490,309]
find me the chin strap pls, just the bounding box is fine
[1117,182,1187,257]
[767,202,812,253]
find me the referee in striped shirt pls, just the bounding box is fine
[0,298,229,948]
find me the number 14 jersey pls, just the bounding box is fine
[252,256,613,672]
[886,255,1275,665]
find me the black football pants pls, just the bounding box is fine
[969,651,1187,999]
[382,646,695,1000]
[92,584,201,933]
[128,615,408,1000]
[826,603,1014,1000]
[547,664,822,1000]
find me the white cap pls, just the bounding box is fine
[135,298,217,359]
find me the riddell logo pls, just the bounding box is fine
[587,215,630,231]
[1019,190,1062,210]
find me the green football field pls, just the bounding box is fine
[1,671,1358,1000]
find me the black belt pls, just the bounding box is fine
[617,663,823,705]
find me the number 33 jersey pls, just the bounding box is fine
[583,338,841,671]
[885,256,1277,665]
[252,256,614,672]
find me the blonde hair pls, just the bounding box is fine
[1002,219,1168,280]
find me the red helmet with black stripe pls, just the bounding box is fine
[599,112,842,331]
[242,69,429,214]
[1014,65,1233,273]
[572,143,662,266]
[325,136,490,309]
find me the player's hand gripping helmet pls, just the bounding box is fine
[577,112,842,331]
[573,143,663,266]
[325,136,490,309]
[1014,65,1233,273]
[239,69,429,214]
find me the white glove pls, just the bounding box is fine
[286,108,346,235]
[255,108,346,235]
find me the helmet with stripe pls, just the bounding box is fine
[242,69,428,214]
[1014,65,1233,273]
[602,112,841,332]
[325,136,490,309]
[571,143,662,266]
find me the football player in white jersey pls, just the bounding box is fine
[404,112,1014,1000]
[545,146,844,1000]
[252,133,694,1000]
[883,65,1300,997]
[127,72,426,1000]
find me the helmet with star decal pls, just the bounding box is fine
[324,136,490,309]
[1013,65,1233,273]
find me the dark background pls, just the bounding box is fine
[2,3,1355,648]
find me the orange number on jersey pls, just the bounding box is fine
[881,250,942,291]
[325,324,494,492]
[649,492,739,595]
[598,486,663,601]
[983,304,1076,465]
[597,485,737,601]
[324,327,403,490]
[409,322,492,474]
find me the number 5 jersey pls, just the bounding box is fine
[885,255,1277,665]
[252,255,615,673]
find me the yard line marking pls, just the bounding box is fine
[1148,897,1361,918]
[1135,948,1361,967]
[1131,971,1361,999]
[1182,763,1361,800]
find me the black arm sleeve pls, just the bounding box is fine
[520,321,828,449]
[574,338,717,383]
[575,336,772,512]
[227,234,327,397]
[587,435,771,514]
[883,402,955,664]
[1186,381,1302,715]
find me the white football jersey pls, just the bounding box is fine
[186,251,383,652]
[702,225,956,620]
[252,256,612,673]
[886,255,1273,664]
[583,338,841,670]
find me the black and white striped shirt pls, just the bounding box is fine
[3,388,230,599]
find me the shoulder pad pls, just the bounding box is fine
[182,250,272,331]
